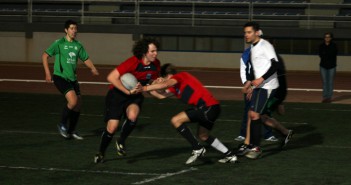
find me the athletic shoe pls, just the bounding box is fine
[265,136,279,142]
[245,146,262,159]
[185,147,206,165]
[94,153,104,163]
[234,136,245,142]
[281,130,294,149]
[218,154,238,163]
[57,124,69,138]
[71,132,84,140]
[236,143,252,156]
[116,140,126,156]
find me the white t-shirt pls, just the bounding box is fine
[250,38,279,89]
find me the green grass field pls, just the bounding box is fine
[1,92,351,185]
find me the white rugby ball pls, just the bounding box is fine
[120,73,138,90]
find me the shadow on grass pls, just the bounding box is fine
[101,146,216,167]
[262,124,324,159]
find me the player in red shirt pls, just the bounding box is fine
[142,63,237,164]
[94,38,160,163]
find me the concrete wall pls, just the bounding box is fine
[0,32,350,72]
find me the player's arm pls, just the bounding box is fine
[149,89,173,99]
[83,59,99,76]
[107,69,136,95]
[42,52,52,83]
[142,78,178,92]
[251,59,278,87]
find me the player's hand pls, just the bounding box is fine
[246,92,252,100]
[130,83,142,94]
[241,81,252,94]
[251,77,264,87]
[91,68,99,76]
[45,74,52,83]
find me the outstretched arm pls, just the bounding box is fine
[143,78,178,92]
[84,59,99,76]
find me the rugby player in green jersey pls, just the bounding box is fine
[42,19,99,140]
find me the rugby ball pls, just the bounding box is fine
[120,73,138,90]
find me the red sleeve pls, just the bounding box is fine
[116,56,137,75]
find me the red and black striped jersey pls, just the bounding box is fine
[109,56,161,89]
[168,72,219,107]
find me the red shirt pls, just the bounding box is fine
[168,72,219,107]
[109,56,160,89]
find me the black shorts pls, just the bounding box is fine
[53,75,80,95]
[250,88,276,114]
[185,104,221,130]
[104,88,144,123]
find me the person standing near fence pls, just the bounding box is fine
[319,32,338,103]
[42,19,99,140]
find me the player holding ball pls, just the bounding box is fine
[94,38,160,163]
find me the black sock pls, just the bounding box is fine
[61,106,72,127]
[68,111,80,134]
[99,129,114,155]
[176,124,202,150]
[250,119,262,146]
[119,120,137,145]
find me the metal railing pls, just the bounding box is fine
[0,0,351,28]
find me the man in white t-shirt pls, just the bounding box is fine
[238,22,281,159]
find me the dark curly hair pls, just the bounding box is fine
[132,38,160,59]
[160,63,177,77]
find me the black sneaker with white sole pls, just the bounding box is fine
[236,143,252,156]
[281,130,294,149]
[94,153,104,163]
[57,124,69,138]
[116,140,127,156]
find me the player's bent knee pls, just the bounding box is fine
[198,134,209,142]
[170,117,180,125]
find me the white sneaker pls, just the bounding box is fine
[185,147,206,165]
[71,132,84,140]
[218,154,238,163]
[245,146,262,159]
[234,136,245,142]
[265,136,278,142]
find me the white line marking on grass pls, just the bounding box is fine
[0,165,160,176]
[132,167,197,185]
[293,108,351,112]
[217,119,308,125]
[49,112,151,119]
[2,79,351,92]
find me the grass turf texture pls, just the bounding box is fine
[0,92,350,185]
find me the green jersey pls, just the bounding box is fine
[45,37,89,81]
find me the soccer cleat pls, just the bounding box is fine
[265,136,279,142]
[245,146,262,159]
[185,147,206,165]
[234,136,245,142]
[281,130,294,149]
[116,140,127,156]
[57,124,69,138]
[218,154,238,163]
[236,143,252,156]
[71,132,84,140]
[94,153,104,163]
